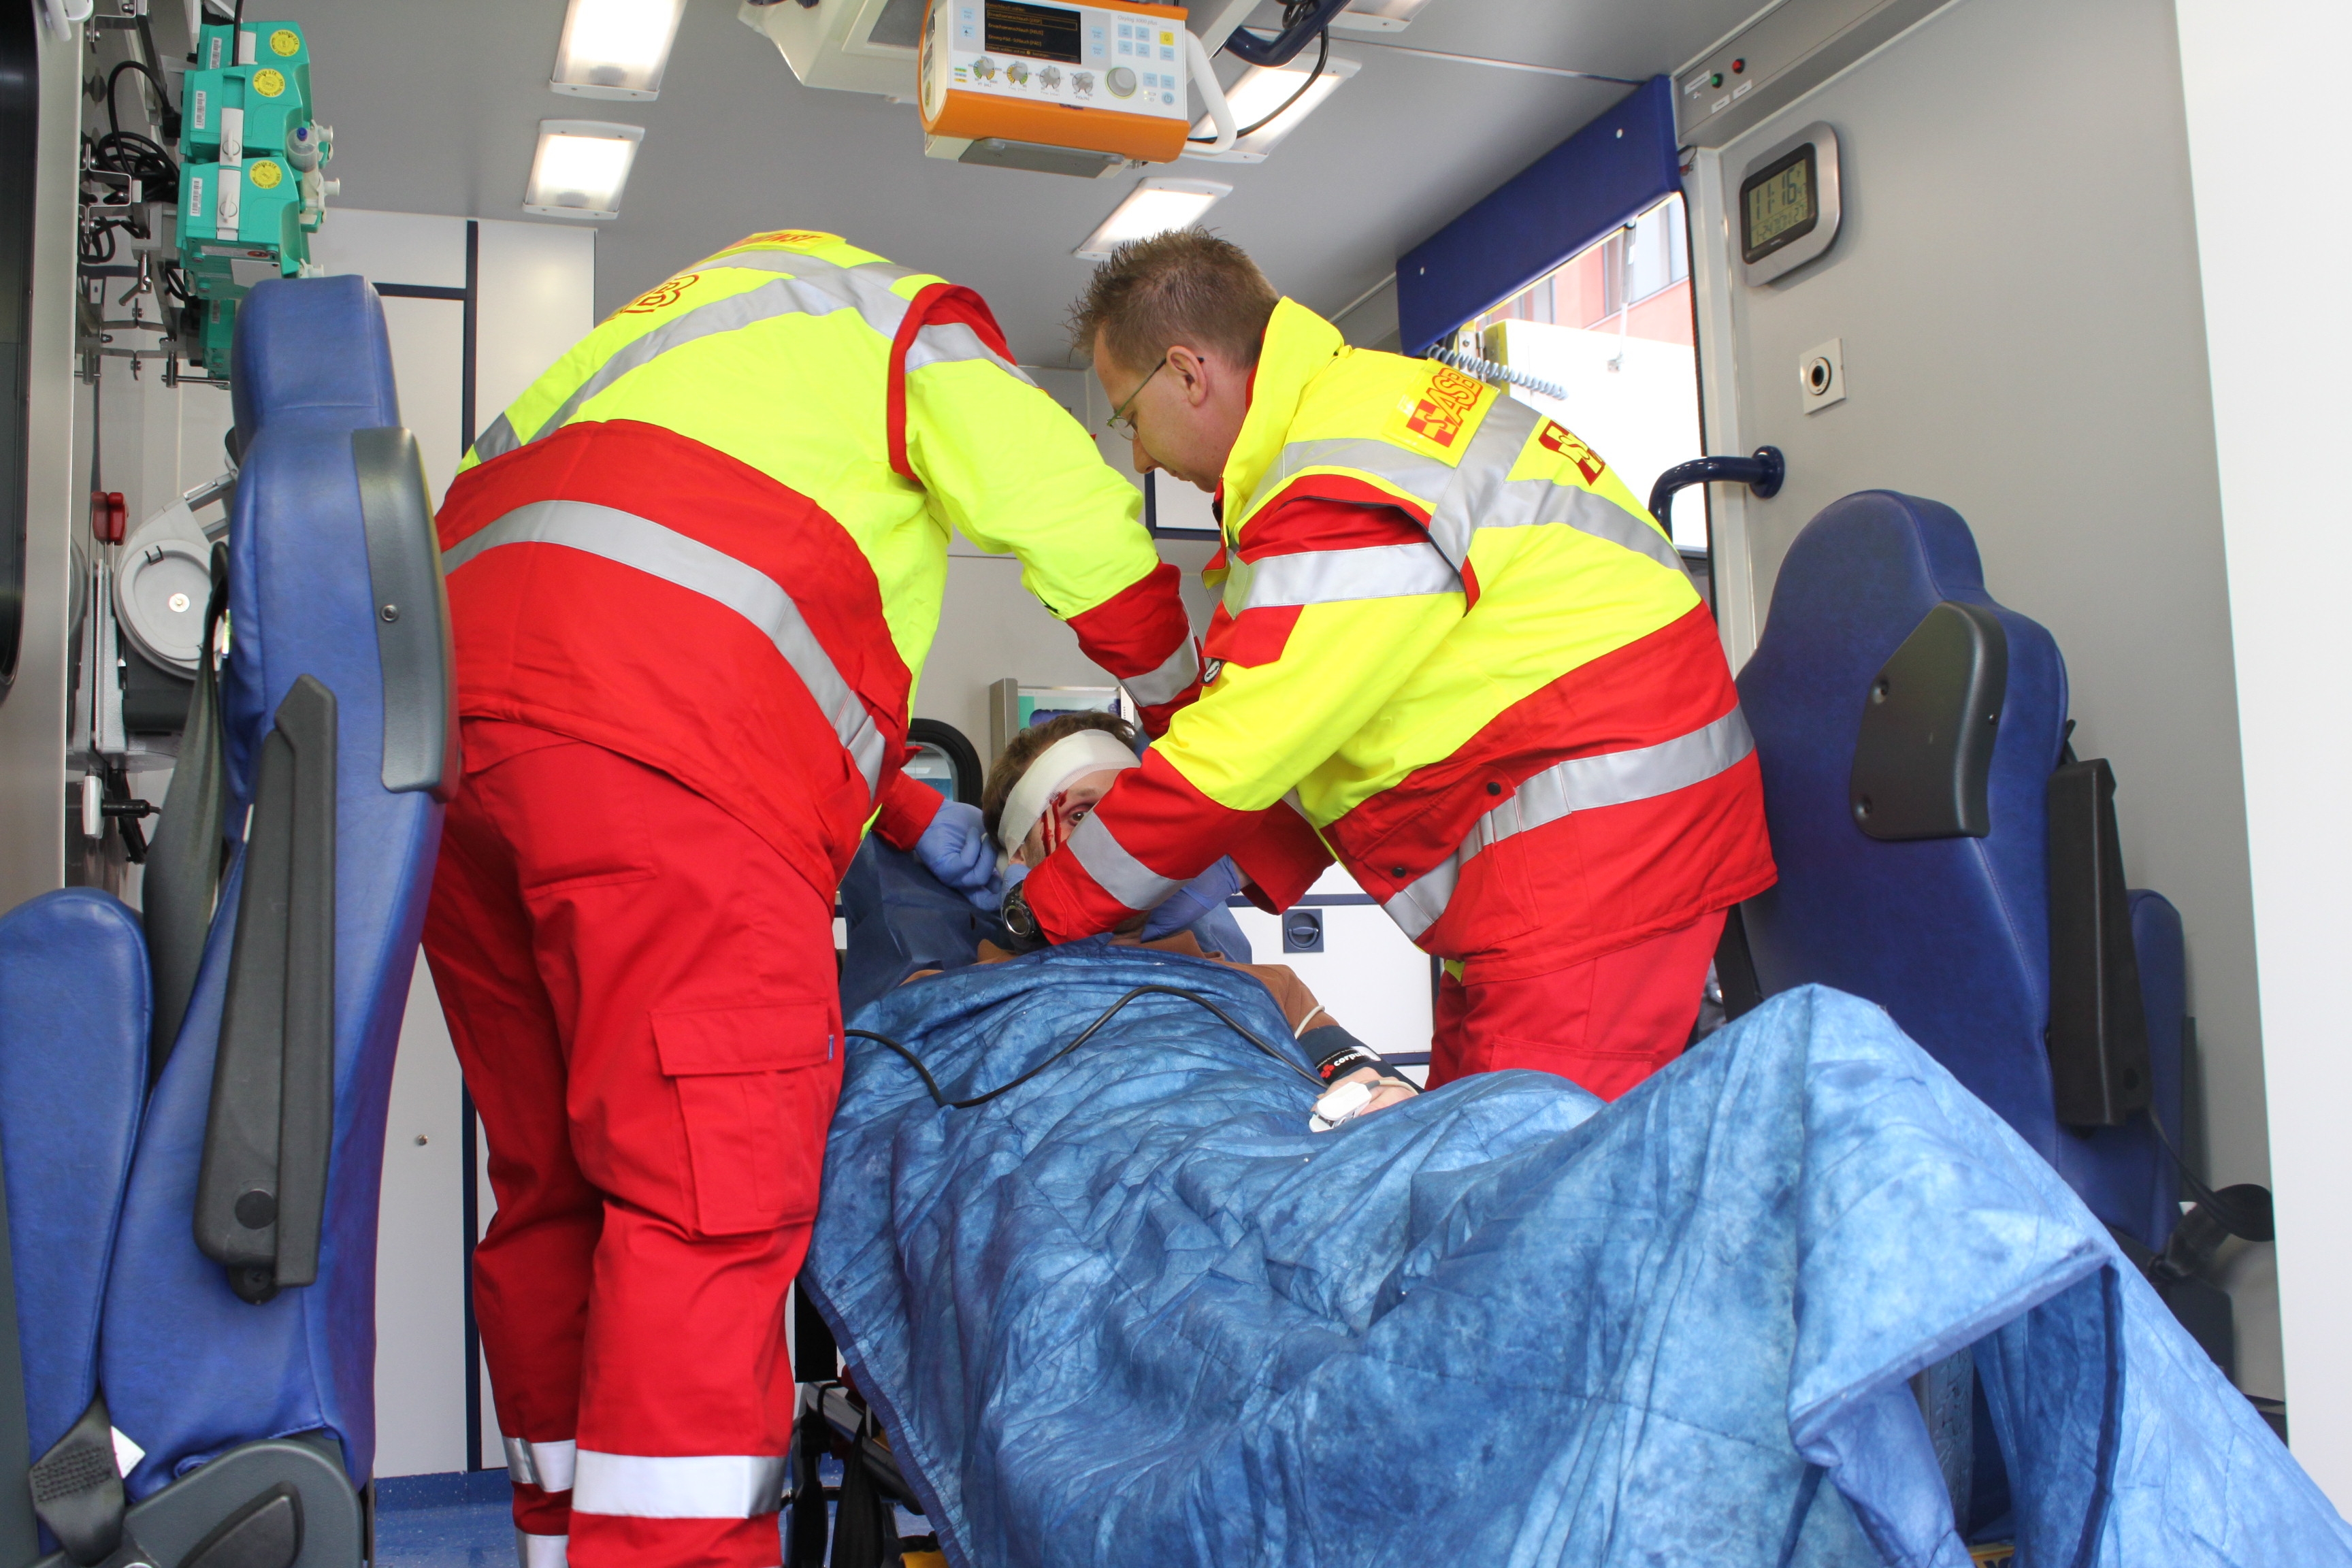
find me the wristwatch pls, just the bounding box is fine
[1000,880,1049,953]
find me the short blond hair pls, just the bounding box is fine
[1066,227,1278,372]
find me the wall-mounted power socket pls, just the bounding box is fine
[1800,337,1846,413]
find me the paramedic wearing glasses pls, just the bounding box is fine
[1004,229,1777,1102]
[422,231,1202,1568]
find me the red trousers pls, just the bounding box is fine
[423,723,842,1568]
[1428,909,1725,1099]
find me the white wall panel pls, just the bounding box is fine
[2176,0,2352,1505]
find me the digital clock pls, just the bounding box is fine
[1736,122,1842,285]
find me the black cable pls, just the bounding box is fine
[105,59,176,140]
[2140,1103,2272,1241]
[1189,27,1328,144]
[849,983,1326,1111]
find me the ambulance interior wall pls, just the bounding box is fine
[1696,0,2277,1393]
[2175,0,2352,1504]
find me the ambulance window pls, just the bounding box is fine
[1456,194,1706,560]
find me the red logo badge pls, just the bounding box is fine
[617,272,699,316]
[1537,420,1607,484]
[1402,365,1486,449]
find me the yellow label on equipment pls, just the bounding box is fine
[249,160,283,189]
[270,28,299,56]
[252,67,286,97]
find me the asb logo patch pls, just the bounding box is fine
[1395,365,1486,451]
[618,273,700,315]
[1537,420,1607,485]
[738,229,839,250]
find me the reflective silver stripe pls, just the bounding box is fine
[443,500,888,791]
[1381,706,1757,941]
[1241,542,1461,611]
[571,1450,786,1519]
[1427,398,1685,574]
[904,320,1037,387]
[504,1436,578,1492]
[1263,436,1454,503]
[523,273,911,447]
[1251,400,1684,575]
[516,1532,569,1568]
[1066,811,1185,912]
[1119,636,1200,709]
[474,412,521,463]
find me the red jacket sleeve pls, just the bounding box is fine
[872,767,945,851]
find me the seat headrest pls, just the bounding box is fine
[230,276,399,437]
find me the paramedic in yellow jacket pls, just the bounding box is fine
[425,229,1201,1568]
[1004,229,1777,1099]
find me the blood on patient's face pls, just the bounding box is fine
[1016,767,1128,867]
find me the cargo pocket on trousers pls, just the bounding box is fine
[652,1002,840,1236]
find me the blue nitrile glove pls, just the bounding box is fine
[975,857,1027,916]
[1141,856,1246,941]
[914,801,995,902]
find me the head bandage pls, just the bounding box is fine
[996,728,1141,860]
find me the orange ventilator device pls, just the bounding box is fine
[921,0,1204,170]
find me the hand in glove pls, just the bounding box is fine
[1140,856,1246,941]
[914,802,996,904]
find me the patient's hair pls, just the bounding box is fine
[982,710,1139,851]
[1066,228,1279,373]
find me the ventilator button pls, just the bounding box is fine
[1107,65,1136,97]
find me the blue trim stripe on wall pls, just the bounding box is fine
[1395,75,1683,357]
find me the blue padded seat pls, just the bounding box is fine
[93,275,440,1499]
[1738,491,2180,1251]
[0,892,149,1459]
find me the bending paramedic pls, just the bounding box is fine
[421,229,1200,1568]
[1004,230,1776,1100]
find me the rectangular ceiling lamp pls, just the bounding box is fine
[1074,178,1232,261]
[524,120,645,220]
[1188,54,1358,163]
[551,0,687,101]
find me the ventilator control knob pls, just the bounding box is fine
[1039,65,1062,92]
[973,55,997,80]
[1007,61,1030,86]
[1073,70,1094,97]
[1107,65,1136,97]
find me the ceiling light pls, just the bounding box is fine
[551,0,687,101]
[1187,54,1359,163]
[1075,178,1233,261]
[523,120,644,220]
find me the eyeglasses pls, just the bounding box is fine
[1105,356,1169,437]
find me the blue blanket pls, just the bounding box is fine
[808,945,2349,1567]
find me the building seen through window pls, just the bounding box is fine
[1452,195,1705,552]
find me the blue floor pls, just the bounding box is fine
[370,1465,921,1566]
[375,1498,515,1568]
[374,1473,514,1568]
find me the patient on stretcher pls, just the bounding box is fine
[953,711,1416,1126]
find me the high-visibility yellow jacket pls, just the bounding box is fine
[1022,299,1774,975]
[435,229,1199,882]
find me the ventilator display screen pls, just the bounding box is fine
[1740,145,1818,263]
[986,0,1081,62]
